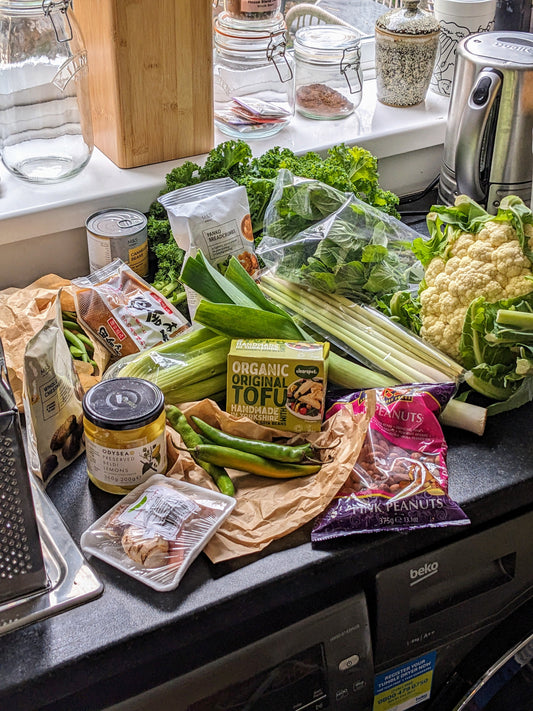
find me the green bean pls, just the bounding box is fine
[166,406,235,497]
[63,329,89,361]
[75,332,95,353]
[62,318,83,332]
[191,416,314,463]
[69,346,85,359]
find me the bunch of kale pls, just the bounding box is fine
[147,140,399,308]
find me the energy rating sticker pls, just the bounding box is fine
[373,652,436,711]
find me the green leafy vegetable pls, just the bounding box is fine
[375,290,422,334]
[146,141,400,305]
[460,292,533,413]
[259,171,422,304]
[151,239,187,307]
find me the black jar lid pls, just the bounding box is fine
[83,378,165,431]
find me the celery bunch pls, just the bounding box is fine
[112,326,230,405]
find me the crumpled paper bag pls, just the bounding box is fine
[0,275,106,410]
[165,399,371,562]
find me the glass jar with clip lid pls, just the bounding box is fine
[0,0,94,183]
[213,11,294,139]
[294,25,363,120]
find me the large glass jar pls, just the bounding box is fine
[0,0,93,183]
[294,25,363,120]
[214,13,294,140]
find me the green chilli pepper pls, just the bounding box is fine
[166,406,235,497]
[191,416,314,463]
[190,444,321,479]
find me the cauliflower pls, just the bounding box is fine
[415,195,533,361]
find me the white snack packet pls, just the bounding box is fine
[159,177,258,318]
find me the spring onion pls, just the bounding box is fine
[260,275,465,385]
[258,275,486,436]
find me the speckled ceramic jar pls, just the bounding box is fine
[375,0,440,107]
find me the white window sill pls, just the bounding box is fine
[0,79,449,288]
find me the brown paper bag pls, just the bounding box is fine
[165,399,371,562]
[0,275,106,410]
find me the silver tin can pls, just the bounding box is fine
[86,208,149,277]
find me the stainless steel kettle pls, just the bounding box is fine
[439,31,533,212]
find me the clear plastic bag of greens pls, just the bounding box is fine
[258,170,424,304]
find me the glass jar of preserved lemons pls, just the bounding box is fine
[82,378,167,494]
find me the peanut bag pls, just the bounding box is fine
[312,383,470,539]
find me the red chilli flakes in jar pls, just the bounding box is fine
[311,383,470,539]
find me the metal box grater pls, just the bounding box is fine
[0,338,47,604]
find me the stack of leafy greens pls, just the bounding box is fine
[146,140,400,307]
[258,170,423,304]
[461,292,533,414]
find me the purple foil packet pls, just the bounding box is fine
[311,384,470,540]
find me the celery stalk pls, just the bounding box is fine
[114,328,230,403]
[164,373,228,405]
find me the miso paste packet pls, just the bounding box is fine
[72,259,190,358]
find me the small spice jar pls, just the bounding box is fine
[223,0,283,23]
[214,13,294,139]
[375,0,440,107]
[82,378,167,495]
[294,25,362,120]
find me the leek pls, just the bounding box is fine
[183,255,392,389]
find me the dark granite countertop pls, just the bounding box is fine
[1,398,531,711]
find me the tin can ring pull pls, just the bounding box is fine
[42,0,73,43]
[340,46,362,95]
[267,33,294,83]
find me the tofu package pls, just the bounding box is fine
[158,177,258,318]
[226,339,329,432]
